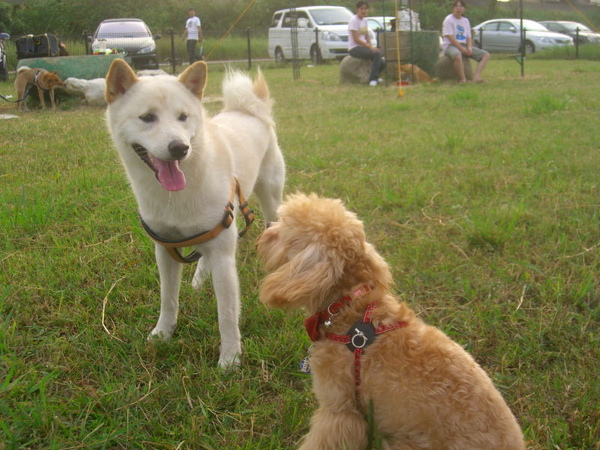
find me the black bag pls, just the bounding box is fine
[16,33,60,59]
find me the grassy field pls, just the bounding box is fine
[0,58,598,449]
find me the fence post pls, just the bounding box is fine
[314,27,320,65]
[83,30,89,55]
[247,28,252,70]
[575,28,579,59]
[169,29,176,73]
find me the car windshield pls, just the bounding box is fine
[309,8,353,26]
[520,20,550,32]
[97,22,150,38]
[561,22,591,32]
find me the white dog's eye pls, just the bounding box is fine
[139,113,157,123]
[178,113,188,122]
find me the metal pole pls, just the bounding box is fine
[169,29,176,73]
[247,28,252,69]
[520,0,524,77]
[314,27,321,65]
[409,0,414,81]
[290,1,300,80]
[83,30,89,55]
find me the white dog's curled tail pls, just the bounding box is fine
[222,68,274,127]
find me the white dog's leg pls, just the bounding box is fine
[191,258,208,291]
[149,244,183,340]
[209,253,242,369]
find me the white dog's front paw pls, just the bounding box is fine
[148,324,176,341]
[218,352,241,371]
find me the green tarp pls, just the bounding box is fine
[16,54,124,80]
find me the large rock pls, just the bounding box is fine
[339,56,371,84]
[434,55,474,81]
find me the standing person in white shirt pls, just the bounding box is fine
[348,1,385,86]
[442,0,489,83]
[184,8,203,65]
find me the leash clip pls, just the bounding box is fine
[324,303,340,327]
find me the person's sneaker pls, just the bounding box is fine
[369,80,378,86]
[377,78,384,83]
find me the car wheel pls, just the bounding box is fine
[523,41,535,54]
[275,47,285,65]
[310,45,322,65]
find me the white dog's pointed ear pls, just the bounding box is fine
[259,244,341,312]
[105,59,138,104]
[179,61,207,100]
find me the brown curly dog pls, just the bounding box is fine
[257,193,525,450]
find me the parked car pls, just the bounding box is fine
[473,19,573,53]
[367,16,393,32]
[90,18,160,70]
[269,6,374,64]
[539,21,600,45]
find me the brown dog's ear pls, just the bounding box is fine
[105,59,138,104]
[259,243,342,312]
[179,61,207,100]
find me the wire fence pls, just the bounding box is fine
[3,28,270,76]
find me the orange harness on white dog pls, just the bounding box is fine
[304,285,408,387]
[140,177,254,264]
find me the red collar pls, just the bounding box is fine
[304,284,373,342]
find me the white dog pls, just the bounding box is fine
[63,77,107,106]
[105,59,285,368]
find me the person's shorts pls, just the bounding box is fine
[444,44,488,62]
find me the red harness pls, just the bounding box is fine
[303,285,408,387]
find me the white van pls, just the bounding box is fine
[268,6,357,64]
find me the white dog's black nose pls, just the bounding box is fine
[168,140,189,159]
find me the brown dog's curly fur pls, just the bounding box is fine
[257,193,525,450]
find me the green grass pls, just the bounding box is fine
[1,59,599,449]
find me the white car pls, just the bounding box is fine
[472,19,573,53]
[367,16,393,32]
[268,6,375,64]
[91,18,161,69]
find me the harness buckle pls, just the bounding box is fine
[351,329,368,349]
[345,320,377,352]
[221,204,234,228]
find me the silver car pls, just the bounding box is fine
[91,18,161,69]
[473,19,573,53]
[539,21,600,45]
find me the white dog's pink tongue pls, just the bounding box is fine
[154,159,186,191]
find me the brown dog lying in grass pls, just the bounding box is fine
[401,63,437,84]
[15,66,64,111]
[257,193,525,450]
